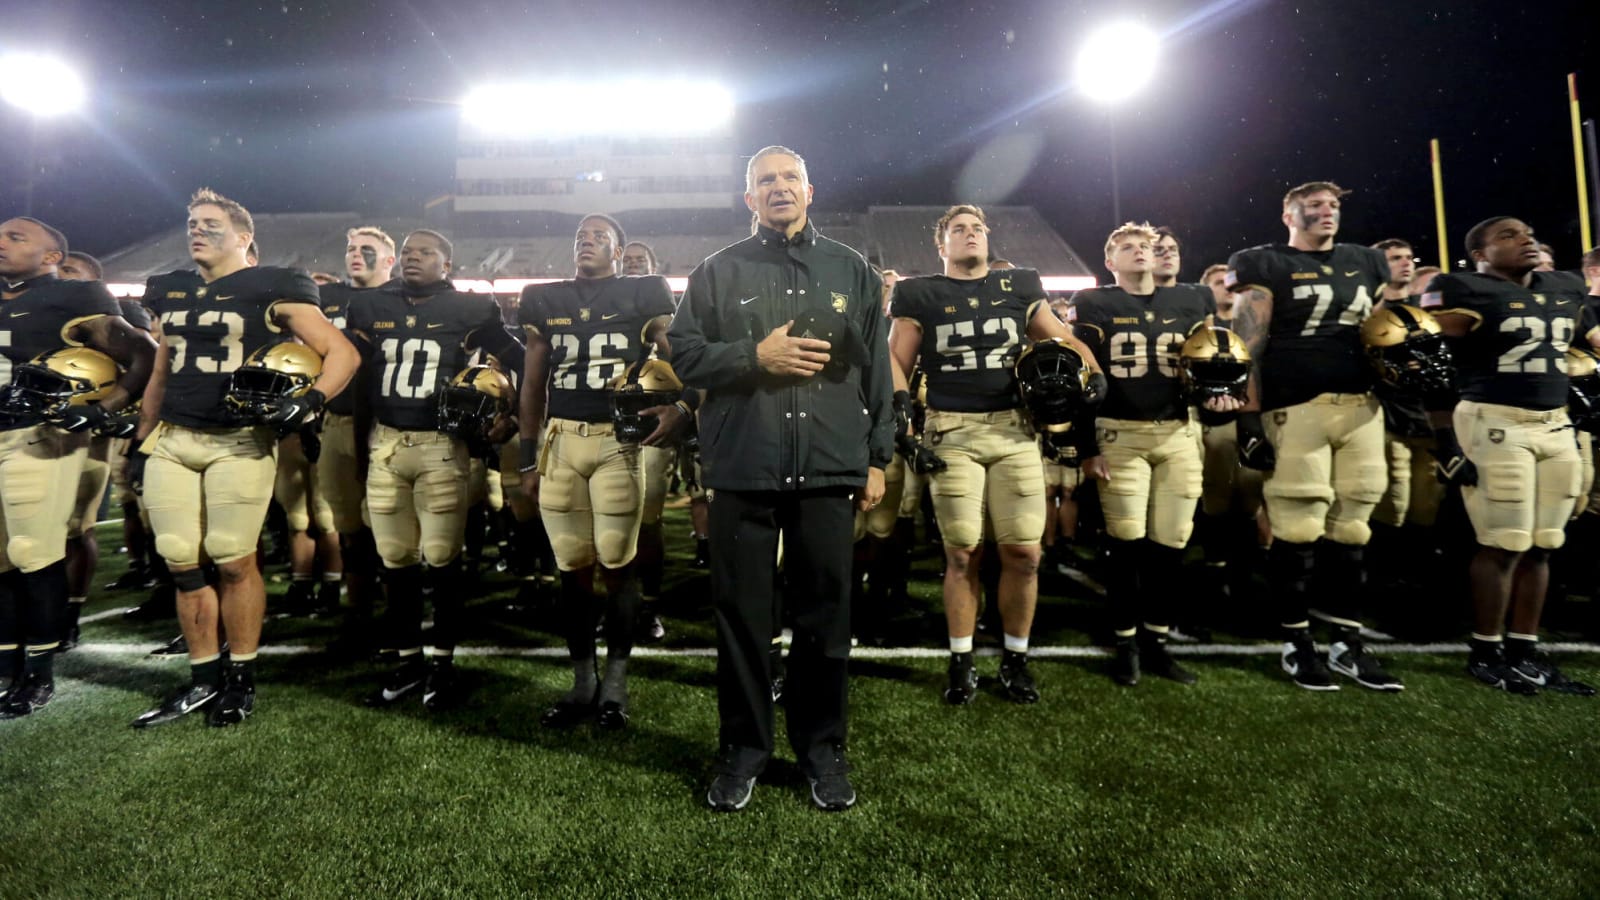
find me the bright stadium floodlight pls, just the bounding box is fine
[461,80,733,138]
[1073,22,1159,106]
[0,52,87,117]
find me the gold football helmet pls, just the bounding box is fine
[1179,324,1251,402]
[437,364,514,437]
[1014,338,1093,428]
[609,358,684,444]
[224,342,324,419]
[1360,304,1453,395]
[4,347,121,418]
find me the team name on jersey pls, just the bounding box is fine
[1291,271,1323,280]
[165,291,188,300]
[546,317,574,326]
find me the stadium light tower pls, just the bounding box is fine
[0,52,88,215]
[1073,22,1160,225]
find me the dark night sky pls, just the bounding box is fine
[2,0,1596,276]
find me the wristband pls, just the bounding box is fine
[518,436,541,473]
[674,400,693,418]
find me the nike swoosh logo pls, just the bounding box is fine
[1285,661,1300,675]
[9,311,29,318]
[740,296,759,305]
[382,680,422,701]
[427,323,444,329]
[216,295,235,301]
[1161,318,1178,324]
[602,313,619,320]
[177,693,212,714]
[1518,670,1547,686]
[990,300,1006,306]
[1343,271,1359,277]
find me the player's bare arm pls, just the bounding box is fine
[277,303,358,401]
[71,315,158,414]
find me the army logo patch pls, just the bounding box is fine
[580,308,592,321]
[1273,411,1289,425]
[1532,293,1546,306]
[968,297,979,309]
[929,430,943,446]
[831,292,849,313]
[405,315,417,328]
[196,286,207,299]
[1144,310,1155,322]
[1320,265,1334,275]
[1488,428,1505,444]
[1100,429,1117,445]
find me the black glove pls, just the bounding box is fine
[892,390,912,441]
[127,449,149,496]
[95,410,140,439]
[262,389,326,433]
[52,403,110,434]
[1084,372,1108,407]
[300,426,322,464]
[1236,412,1277,472]
[1431,427,1478,486]
[903,441,948,475]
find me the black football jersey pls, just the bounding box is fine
[348,283,507,430]
[147,266,319,429]
[519,275,675,423]
[118,298,153,332]
[316,280,398,416]
[890,269,1048,413]
[0,274,121,429]
[1420,270,1588,410]
[1226,243,1388,410]
[1070,284,1215,421]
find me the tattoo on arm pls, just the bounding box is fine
[1229,288,1272,411]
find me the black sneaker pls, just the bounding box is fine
[1509,653,1597,696]
[998,650,1040,703]
[808,769,856,812]
[149,634,188,658]
[1281,641,1339,691]
[1467,653,1540,695]
[1110,638,1140,687]
[131,682,219,728]
[364,660,425,707]
[1328,641,1404,691]
[944,652,978,705]
[1141,638,1197,685]
[707,773,756,812]
[0,673,54,719]
[422,658,461,711]
[209,664,255,727]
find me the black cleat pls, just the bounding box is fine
[422,658,461,711]
[132,683,219,728]
[1328,641,1404,691]
[707,773,756,812]
[106,566,156,591]
[148,634,189,658]
[944,652,978,705]
[279,581,318,618]
[122,585,176,622]
[998,650,1040,703]
[1110,638,1140,687]
[540,697,596,728]
[364,660,425,707]
[1509,654,1596,697]
[314,580,342,617]
[1468,654,1540,695]
[58,625,82,653]
[1141,638,1197,685]
[596,700,630,731]
[692,537,711,569]
[0,674,54,719]
[208,664,255,727]
[1281,641,1339,691]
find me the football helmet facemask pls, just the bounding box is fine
[437,365,513,438]
[1567,344,1600,435]
[609,358,684,444]
[1360,304,1454,396]
[1179,325,1251,403]
[1014,338,1092,428]
[2,347,121,419]
[223,342,323,421]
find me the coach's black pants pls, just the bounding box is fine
[711,487,853,778]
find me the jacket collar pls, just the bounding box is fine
[3,271,58,293]
[754,219,817,249]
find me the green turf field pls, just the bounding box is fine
[1,512,1597,897]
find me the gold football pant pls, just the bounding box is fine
[538,418,643,572]
[1200,420,1263,518]
[1261,393,1385,546]
[853,453,905,541]
[1454,401,1581,552]
[67,435,112,540]
[316,412,367,533]
[0,425,90,573]
[274,432,334,534]
[922,408,1045,548]
[366,425,470,569]
[1096,416,1205,549]
[640,444,677,526]
[142,423,278,567]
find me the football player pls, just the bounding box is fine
[620,241,658,278]
[1226,181,1401,691]
[1152,227,1183,288]
[1421,217,1597,694]
[617,238,673,640]
[130,189,357,728]
[1072,223,1226,685]
[0,219,157,718]
[348,229,523,711]
[889,204,1105,704]
[518,214,679,730]
[1040,297,1086,575]
[315,226,397,648]
[57,251,153,648]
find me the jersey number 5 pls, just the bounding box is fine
[933,319,1019,371]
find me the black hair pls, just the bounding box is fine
[1464,216,1518,258]
[14,216,68,261]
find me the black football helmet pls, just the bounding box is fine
[1179,325,1251,403]
[2,347,121,419]
[1360,304,1454,396]
[609,359,683,444]
[224,342,323,422]
[437,365,513,438]
[1014,338,1093,428]
[1567,344,1600,434]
